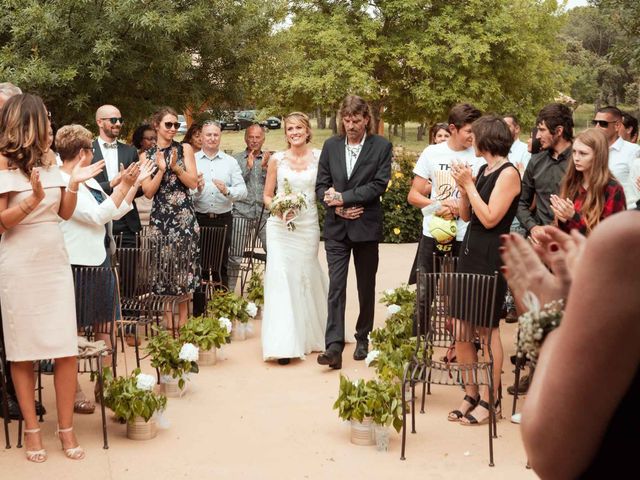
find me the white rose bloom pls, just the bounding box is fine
[245,302,258,318]
[386,304,401,317]
[179,343,199,362]
[135,373,156,391]
[365,350,380,367]
[219,317,233,333]
[385,288,395,296]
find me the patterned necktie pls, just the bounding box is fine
[103,142,117,149]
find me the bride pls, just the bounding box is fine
[262,112,328,364]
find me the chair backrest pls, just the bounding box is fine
[72,266,119,338]
[432,253,458,274]
[416,271,499,349]
[230,216,257,258]
[199,225,227,280]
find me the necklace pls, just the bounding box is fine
[485,158,507,174]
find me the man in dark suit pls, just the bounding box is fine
[315,95,392,369]
[92,104,142,247]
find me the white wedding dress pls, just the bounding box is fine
[261,150,328,361]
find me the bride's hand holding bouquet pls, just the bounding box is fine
[269,178,307,231]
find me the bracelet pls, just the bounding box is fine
[67,186,78,194]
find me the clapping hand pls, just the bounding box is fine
[136,158,154,185]
[167,147,178,171]
[120,162,141,188]
[213,179,229,195]
[30,169,45,202]
[70,158,105,184]
[261,151,271,169]
[336,205,364,220]
[155,148,167,172]
[550,194,575,222]
[197,172,205,192]
[450,160,473,189]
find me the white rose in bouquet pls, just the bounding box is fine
[135,372,156,391]
[178,343,199,362]
[385,288,395,296]
[245,302,258,318]
[386,304,401,317]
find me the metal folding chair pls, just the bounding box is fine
[199,225,227,300]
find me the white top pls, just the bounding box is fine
[59,172,132,265]
[413,141,485,241]
[345,134,366,179]
[508,139,531,170]
[98,138,120,181]
[193,149,247,214]
[609,136,640,209]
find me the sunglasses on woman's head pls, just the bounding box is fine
[164,121,180,130]
[100,117,124,125]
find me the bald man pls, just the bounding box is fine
[0,82,22,109]
[91,104,142,247]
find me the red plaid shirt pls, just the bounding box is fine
[559,180,626,235]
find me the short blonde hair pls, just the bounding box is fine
[56,124,93,161]
[284,112,312,147]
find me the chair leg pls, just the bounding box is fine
[134,327,141,369]
[488,383,495,467]
[96,357,108,449]
[37,364,43,423]
[0,358,11,449]
[16,416,22,448]
[400,381,408,460]
[410,382,416,433]
[512,355,525,415]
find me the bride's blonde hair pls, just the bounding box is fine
[284,112,312,147]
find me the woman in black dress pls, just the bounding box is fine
[447,115,521,425]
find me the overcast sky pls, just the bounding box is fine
[566,0,589,9]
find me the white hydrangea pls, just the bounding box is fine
[135,372,156,391]
[178,342,199,362]
[245,302,258,318]
[385,288,395,296]
[365,350,380,367]
[386,304,401,317]
[219,317,232,333]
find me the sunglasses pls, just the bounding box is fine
[591,119,615,128]
[100,117,124,125]
[164,121,181,130]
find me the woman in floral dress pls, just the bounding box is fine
[141,107,200,330]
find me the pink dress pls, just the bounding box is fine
[0,166,78,361]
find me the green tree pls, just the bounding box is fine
[0,0,286,130]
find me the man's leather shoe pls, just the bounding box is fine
[507,374,530,395]
[353,342,368,361]
[317,349,342,370]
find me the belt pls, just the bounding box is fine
[197,211,232,219]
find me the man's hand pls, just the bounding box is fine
[197,172,205,192]
[336,205,364,220]
[324,187,344,206]
[247,150,256,170]
[435,205,454,220]
[261,151,271,169]
[213,179,229,196]
[441,198,459,217]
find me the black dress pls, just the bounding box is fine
[456,162,520,328]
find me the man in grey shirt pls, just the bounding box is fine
[229,124,270,290]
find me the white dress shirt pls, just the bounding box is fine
[508,139,531,171]
[98,138,120,181]
[193,149,247,214]
[609,136,640,209]
[345,134,366,179]
[59,172,132,265]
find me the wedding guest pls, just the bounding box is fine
[501,215,639,479]
[0,94,104,462]
[0,82,21,108]
[131,124,157,155]
[141,107,200,330]
[429,122,450,144]
[448,115,521,425]
[620,111,638,144]
[182,122,203,151]
[551,128,626,235]
[503,114,531,174]
[229,124,270,291]
[57,124,151,414]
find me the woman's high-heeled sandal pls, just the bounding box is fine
[447,394,480,422]
[460,399,501,426]
[56,426,85,460]
[24,428,47,463]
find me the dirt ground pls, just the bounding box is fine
[1,243,536,480]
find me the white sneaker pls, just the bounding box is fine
[511,413,521,424]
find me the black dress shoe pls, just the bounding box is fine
[277,358,290,365]
[508,374,530,395]
[353,342,368,361]
[317,349,342,370]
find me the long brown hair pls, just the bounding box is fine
[559,128,612,233]
[0,94,49,176]
[337,95,375,136]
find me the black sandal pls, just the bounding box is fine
[447,394,479,422]
[461,399,501,426]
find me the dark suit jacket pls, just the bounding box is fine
[316,134,392,242]
[91,138,142,234]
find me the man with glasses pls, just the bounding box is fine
[592,106,640,209]
[91,104,142,247]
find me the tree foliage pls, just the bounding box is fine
[0,0,286,129]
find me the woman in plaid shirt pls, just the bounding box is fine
[551,128,626,235]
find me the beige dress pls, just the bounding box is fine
[0,166,78,361]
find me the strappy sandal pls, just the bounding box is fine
[460,399,501,426]
[24,428,47,463]
[447,394,479,422]
[56,426,85,460]
[73,398,95,415]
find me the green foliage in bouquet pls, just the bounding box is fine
[379,284,416,307]
[179,315,230,351]
[102,368,167,423]
[334,375,373,423]
[208,291,250,324]
[145,328,199,388]
[367,378,403,432]
[381,149,422,243]
[246,267,264,307]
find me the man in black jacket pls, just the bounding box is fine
[92,104,142,247]
[315,95,392,369]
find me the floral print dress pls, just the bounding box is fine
[147,141,200,294]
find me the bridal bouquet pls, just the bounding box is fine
[517,292,564,367]
[270,178,307,231]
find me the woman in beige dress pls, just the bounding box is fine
[0,94,104,462]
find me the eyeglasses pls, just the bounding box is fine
[164,122,181,130]
[143,136,157,142]
[591,119,615,128]
[100,117,124,125]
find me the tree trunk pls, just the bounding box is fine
[316,107,326,129]
[401,123,406,141]
[417,122,425,142]
[392,124,398,136]
[369,100,383,134]
[329,112,337,135]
